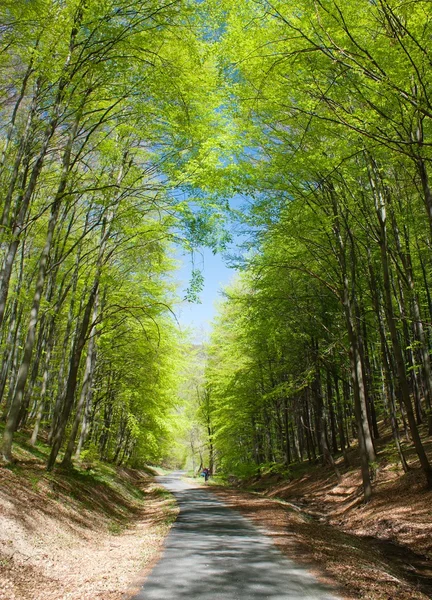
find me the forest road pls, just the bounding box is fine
[131,472,339,600]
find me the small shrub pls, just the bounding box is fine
[79,443,100,466]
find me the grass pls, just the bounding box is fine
[0,421,179,532]
[151,486,172,499]
[0,432,181,600]
[150,485,178,525]
[108,520,125,535]
[28,472,42,491]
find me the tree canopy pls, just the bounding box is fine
[1,0,432,502]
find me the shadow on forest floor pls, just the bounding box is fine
[208,422,432,599]
[0,425,170,535]
[0,430,177,600]
[211,485,432,600]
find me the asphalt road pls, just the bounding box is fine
[131,472,339,600]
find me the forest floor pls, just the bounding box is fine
[2,428,432,600]
[0,432,178,600]
[209,427,432,600]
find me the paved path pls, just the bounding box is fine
[132,472,339,600]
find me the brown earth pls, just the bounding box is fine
[0,454,177,600]
[2,428,432,600]
[208,432,432,600]
[266,459,432,559]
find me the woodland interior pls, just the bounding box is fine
[1,1,432,599]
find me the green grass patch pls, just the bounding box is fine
[107,520,126,535]
[151,486,172,499]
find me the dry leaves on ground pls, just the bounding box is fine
[0,465,177,600]
[210,486,432,600]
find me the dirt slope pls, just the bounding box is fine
[211,485,432,600]
[208,432,432,600]
[0,451,176,600]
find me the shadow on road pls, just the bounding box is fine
[132,475,338,600]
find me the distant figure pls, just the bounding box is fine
[201,467,210,482]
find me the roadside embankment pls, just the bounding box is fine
[0,441,177,600]
[207,447,432,600]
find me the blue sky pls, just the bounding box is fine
[175,246,235,340]
[174,194,252,339]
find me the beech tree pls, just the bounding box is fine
[2,0,432,496]
[0,0,228,467]
[200,0,432,500]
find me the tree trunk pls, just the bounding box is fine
[46,275,99,470]
[61,296,98,467]
[369,164,432,486]
[329,184,373,500]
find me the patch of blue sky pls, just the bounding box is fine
[174,192,253,340]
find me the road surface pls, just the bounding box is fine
[132,472,339,599]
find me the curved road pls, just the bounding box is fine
[132,472,339,600]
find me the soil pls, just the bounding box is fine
[264,453,432,560]
[2,427,431,600]
[0,458,177,600]
[208,432,432,600]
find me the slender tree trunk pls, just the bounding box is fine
[0,2,84,331]
[61,296,98,467]
[0,137,77,461]
[0,110,62,331]
[369,164,432,486]
[333,375,345,449]
[327,371,338,454]
[0,244,24,405]
[283,398,291,465]
[47,204,114,470]
[0,74,41,234]
[330,185,373,499]
[311,343,340,480]
[0,56,36,177]
[30,336,53,446]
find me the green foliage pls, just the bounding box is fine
[0,0,235,468]
[195,0,432,489]
[79,444,100,466]
[184,269,205,303]
[2,0,432,494]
